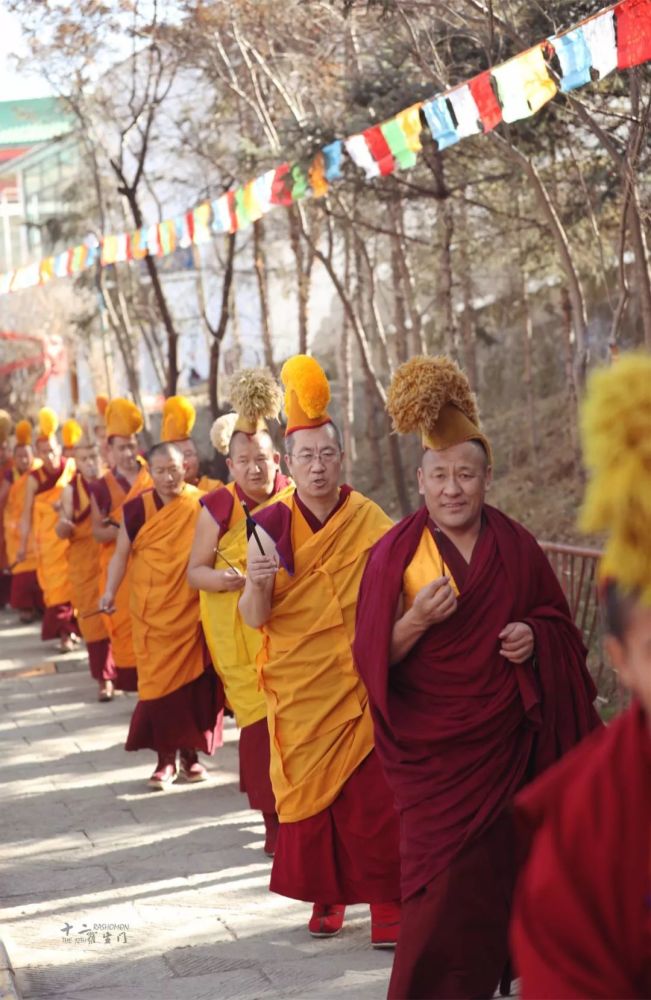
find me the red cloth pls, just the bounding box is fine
[512,701,651,999]
[469,70,503,131]
[125,667,224,754]
[10,570,44,612]
[363,125,395,175]
[354,504,600,901]
[201,473,291,535]
[115,666,138,692]
[41,602,79,641]
[87,638,117,683]
[239,716,276,814]
[389,809,515,999]
[270,748,400,904]
[616,0,651,69]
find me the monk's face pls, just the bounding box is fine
[285,425,343,502]
[35,435,62,473]
[108,435,139,475]
[150,447,184,501]
[227,432,279,502]
[179,438,200,483]
[418,441,491,534]
[605,603,651,721]
[14,444,33,474]
[75,446,100,481]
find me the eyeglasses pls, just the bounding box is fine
[291,448,340,466]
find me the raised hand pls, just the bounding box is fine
[499,622,535,663]
[411,576,458,629]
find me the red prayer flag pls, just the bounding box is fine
[615,0,651,69]
[468,70,503,131]
[271,164,294,206]
[363,125,395,175]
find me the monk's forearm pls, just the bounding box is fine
[188,565,229,593]
[239,582,271,629]
[93,522,118,544]
[390,608,429,665]
[105,550,128,597]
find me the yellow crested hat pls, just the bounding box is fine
[62,419,84,449]
[580,352,651,601]
[15,420,32,446]
[162,395,196,442]
[0,409,11,444]
[37,407,59,441]
[105,398,143,438]
[386,355,492,463]
[281,355,332,436]
[210,368,282,454]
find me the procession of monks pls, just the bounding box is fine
[0,350,648,999]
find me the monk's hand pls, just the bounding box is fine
[217,568,246,592]
[411,576,457,628]
[98,591,116,615]
[499,622,534,663]
[57,517,74,539]
[248,553,278,588]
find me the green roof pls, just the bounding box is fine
[0,98,74,148]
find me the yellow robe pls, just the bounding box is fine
[33,459,76,607]
[98,465,152,667]
[402,526,461,609]
[200,480,295,728]
[68,475,108,644]
[258,490,392,823]
[196,475,224,492]
[3,460,42,574]
[130,485,206,700]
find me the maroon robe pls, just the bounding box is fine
[354,504,600,998]
[512,701,651,999]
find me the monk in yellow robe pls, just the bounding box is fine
[240,355,401,948]
[100,442,223,789]
[188,368,293,856]
[89,398,152,692]
[56,429,117,701]
[17,408,79,651]
[0,419,43,622]
[0,409,13,608]
[160,394,224,492]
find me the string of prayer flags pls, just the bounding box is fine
[492,46,557,123]
[422,96,459,150]
[615,0,651,69]
[549,28,593,92]
[468,71,503,131]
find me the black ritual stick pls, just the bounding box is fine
[241,500,265,555]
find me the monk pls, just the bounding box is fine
[0,420,44,622]
[161,395,223,492]
[0,409,13,608]
[511,353,651,1000]
[56,434,117,701]
[99,442,223,789]
[89,398,152,692]
[354,356,601,1000]
[187,368,292,856]
[17,409,80,651]
[239,355,401,948]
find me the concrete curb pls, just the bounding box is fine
[0,939,20,1000]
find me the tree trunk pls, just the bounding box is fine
[288,206,311,354]
[560,286,581,473]
[206,234,237,418]
[253,219,276,373]
[456,198,478,391]
[337,228,356,483]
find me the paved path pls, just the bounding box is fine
[0,608,393,1000]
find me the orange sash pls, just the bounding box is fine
[258,491,392,822]
[33,459,76,607]
[69,475,108,644]
[98,465,152,667]
[3,460,42,574]
[130,485,205,700]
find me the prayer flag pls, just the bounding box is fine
[70,244,88,274]
[468,70,503,131]
[175,213,193,248]
[290,164,309,200]
[492,46,557,123]
[54,250,72,277]
[271,164,294,206]
[380,104,423,170]
[193,202,212,244]
[549,28,593,92]
[308,152,329,199]
[158,219,176,256]
[322,140,344,181]
[615,0,651,69]
[114,233,129,263]
[101,236,119,266]
[581,9,617,79]
[12,262,40,290]
[146,225,161,256]
[363,125,395,175]
[254,170,276,214]
[130,228,149,260]
[344,133,381,178]
[448,85,481,137]
[85,244,99,268]
[422,96,459,150]
[39,257,55,283]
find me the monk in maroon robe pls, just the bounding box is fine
[354,356,600,999]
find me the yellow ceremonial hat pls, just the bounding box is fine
[15,420,32,446]
[281,355,332,436]
[386,355,492,464]
[580,352,651,601]
[210,368,282,454]
[161,395,196,442]
[0,409,11,444]
[37,407,59,442]
[62,419,84,449]
[105,398,143,438]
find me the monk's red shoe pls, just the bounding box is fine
[179,750,208,783]
[308,903,346,938]
[370,901,400,949]
[148,755,178,790]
